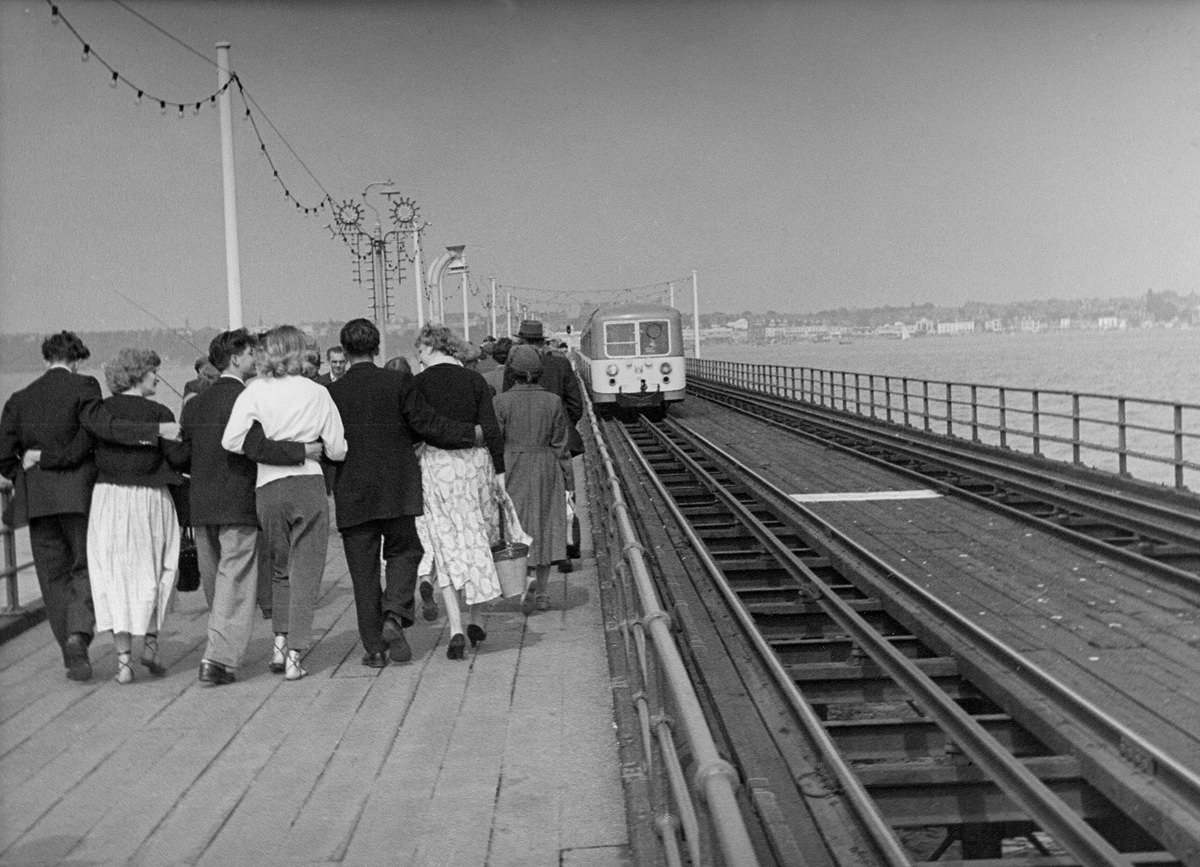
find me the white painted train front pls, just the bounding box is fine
[578,303,686,417]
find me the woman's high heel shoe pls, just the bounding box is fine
[269,634,287,674]
[446,633,466,660]
[284,648,306,681]
[466,623,486,648]
[140,633,167,677]
[114,652,134,685]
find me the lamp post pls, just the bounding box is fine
[329,182,422,362]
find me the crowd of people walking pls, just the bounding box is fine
[0,317,582,685]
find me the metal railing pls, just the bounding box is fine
[688,359,1200,491]
[1,479,35,614]
[582,380,761,866]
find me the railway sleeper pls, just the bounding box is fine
[754,606,896,640]
[787,657,969,705]
[769,633,929,664]
[824,713,1048,762]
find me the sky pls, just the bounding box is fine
[1,0,1198,334]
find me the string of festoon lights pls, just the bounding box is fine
[46,0,334,217]
[494,276,693,325]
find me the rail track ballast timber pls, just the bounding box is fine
[600,413,1200,866]
[688,377,1200,595]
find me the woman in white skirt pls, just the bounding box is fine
[411,324,506,659]
[87,349,189,683]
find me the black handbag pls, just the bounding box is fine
[176,525,201,592]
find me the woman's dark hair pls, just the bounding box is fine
[383,355,413,388]
[340,318,380,358]
[491,337,513,364]
[41,331,90,363]
[512,367,542,385]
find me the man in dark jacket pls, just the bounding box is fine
[328,318,480,666]
[0,331,169,681]
[180,329,310,686]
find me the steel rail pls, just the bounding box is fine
[582,394,762,866]
[694,379,1200,548]
[610,419,912,865]
[649,416,1137,867]
[671,417,1200,857]
[691,380,1200,599]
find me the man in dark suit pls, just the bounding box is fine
[328,318,480,666]
[180,329,311,686]
[0,331,169,681]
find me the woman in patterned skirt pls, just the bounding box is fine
[411,324,505,659]
[87,348,189,683]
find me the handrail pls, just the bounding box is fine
[1,478,35,614]
[688,358,1200,490]
[581,378,762,866]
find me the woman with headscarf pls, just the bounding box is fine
[410,323,505,658]
[87,348,189,683]
[492,345,571,613]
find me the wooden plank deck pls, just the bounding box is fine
[0,485,629,867]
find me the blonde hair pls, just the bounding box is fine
[105,348,160,394]
[256,325,309,378]
[415,322,463,358]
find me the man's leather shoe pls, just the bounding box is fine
[388,630,412,663]
[361,651,388,668]
[198,659,236,685]
[64,633,92,682]
[381,614,405,643]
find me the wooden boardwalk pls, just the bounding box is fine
[0,480,630,867]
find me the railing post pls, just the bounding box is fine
[1174,404,1185,490]
[923,381,931,433]
[2,484,20,614]
[870,375,878,420]
[1072,394,1081,466]
[970,385,979,443]
[1117,398,1128,476]
[1032,390,1041,457]
[903,378,911,427]
[853,373,860,414]
[999,388,1008,449]
[885,377,893,424]
[945,382,953,437]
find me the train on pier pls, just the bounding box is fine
[577,303,686,417]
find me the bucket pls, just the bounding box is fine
[493,541,529,597]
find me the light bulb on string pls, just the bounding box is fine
[160,100,168,116]
[135,90,143,105]
[109,71,118,88]
[50,5,59,24]
[81,45,90,62]
[193,103,201,116]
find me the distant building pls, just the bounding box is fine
[982,319,1003,333]
[936,320,975,336]
[1097,316,1126,330]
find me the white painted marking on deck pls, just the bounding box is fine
[789,490,942,503]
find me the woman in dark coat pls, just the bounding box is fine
[492,345,570,614]
[87,348,189,683]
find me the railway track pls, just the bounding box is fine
[600,413,1200,866]
[687,378,1200,596]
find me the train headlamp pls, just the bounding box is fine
[659,362,672,375]
[605,363,619,376]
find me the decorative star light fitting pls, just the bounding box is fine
[328,194,421,323]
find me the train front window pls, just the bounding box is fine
[640,321,669,356]
[605,322,637,357]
